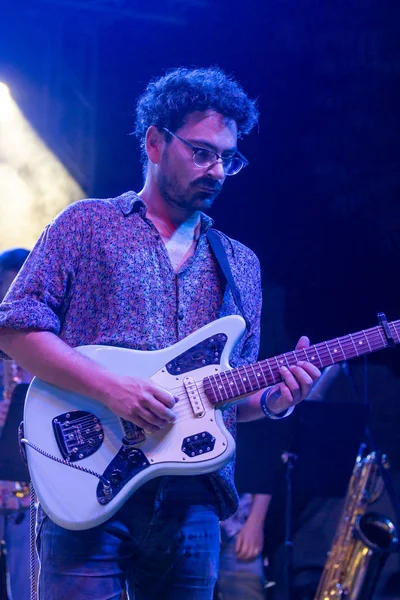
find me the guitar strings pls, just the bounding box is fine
[64,327,400,441]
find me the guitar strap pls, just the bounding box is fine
[206,228,250,331]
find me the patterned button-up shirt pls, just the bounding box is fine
[0,191,262,519]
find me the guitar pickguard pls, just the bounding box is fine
[97,446,150,505]
[165,333,227,375]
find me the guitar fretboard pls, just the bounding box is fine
[203,320,400,406]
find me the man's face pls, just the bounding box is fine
[0,269,18,302]
[156,110,238,213]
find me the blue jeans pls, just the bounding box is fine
[36,475,220,600]
[217,536,265,600]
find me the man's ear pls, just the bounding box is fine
[145,125,164,164]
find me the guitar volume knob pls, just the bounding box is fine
[109,469,122,484]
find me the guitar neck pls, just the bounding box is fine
[203,319,400,407]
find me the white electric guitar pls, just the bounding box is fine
[23,313,399,530]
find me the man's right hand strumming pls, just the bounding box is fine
[102,375,178,433]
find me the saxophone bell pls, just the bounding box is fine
[356,511,398,554]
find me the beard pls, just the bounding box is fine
[157,169,223,213]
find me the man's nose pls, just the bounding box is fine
[206,158,226,181]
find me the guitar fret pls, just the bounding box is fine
[240,367,251,394]
[289,350,297,365]
[353,331,372,355]
[348,334,359,357]
[275,355,286,368]
[231,371,242,396]
[257,360,272,387]
[363,330,372,352]
[314,345,323,367]
[236,368,247,395]
[307,346,320,367]
[377,326,386,347]
[328,339,341,361]
[226,371,242,396]
[354,332,364,352]
[215,373,227,402]
[265,360,275,384]
[225,371,238,396]
[220,371,232,400]
[250,364,262,390]
[392,322,400,343]
[244,366,254,393]
[336,337,346,360]
[324,341,335,364]
[206,376,220,404]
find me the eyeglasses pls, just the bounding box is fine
[162,128,248,176]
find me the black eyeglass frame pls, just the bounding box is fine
[162,127,248,176]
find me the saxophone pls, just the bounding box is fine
[314,450,398,600]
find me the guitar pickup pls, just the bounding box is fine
[183,376,205,417]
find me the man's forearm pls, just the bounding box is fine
[0,329,117,405]
[236,389,269,422]
[246,493,272,526]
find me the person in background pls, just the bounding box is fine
[0,247,31,600]
[217,491,271,600]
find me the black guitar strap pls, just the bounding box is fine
[206,228,250,331]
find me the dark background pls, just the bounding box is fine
[1,0,400,465]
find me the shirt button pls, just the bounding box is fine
[178,312,184,321]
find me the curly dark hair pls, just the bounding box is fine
[133,66,259,164]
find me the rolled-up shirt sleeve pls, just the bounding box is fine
[0,202,85,342]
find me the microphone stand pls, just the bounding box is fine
[282,450,297,600]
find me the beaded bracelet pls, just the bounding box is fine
[260,388,295,420]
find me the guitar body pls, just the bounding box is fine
[24,315,246,530]
[25,310,397,531]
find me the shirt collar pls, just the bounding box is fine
[115,191,146,216]
[114,191,214,233]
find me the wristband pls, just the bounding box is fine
[260,388,295,420]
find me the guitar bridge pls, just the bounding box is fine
[52,411,104,462]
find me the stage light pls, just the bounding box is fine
[0,82,13,119]
[0,82,84,251]
[0,82,10,97]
